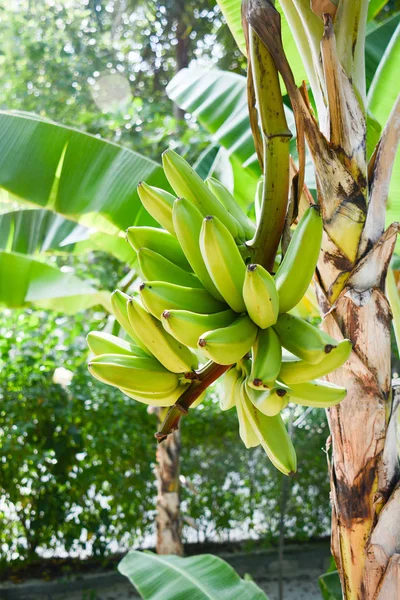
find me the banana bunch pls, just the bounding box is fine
[87,150,352,475]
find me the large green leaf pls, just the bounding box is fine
[118,551,268,600]
[367,21,400,232]
[0,208,89,254]
[0,207,135,265]
[0,250,110,314]
[216,0,308,86]
[0,111,166,235]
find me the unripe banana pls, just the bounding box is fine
[219,365,242,411]
[246,381,290,417]
[120,383,189,406]
[288,379,347,407]
[206,177,255,240]
[241,389,297,475]
[137,248,203,289]
[88,353,179,394]
[110,289,151,354]
[198,315,258,365]
[161,308,236,348]
[236,381,260,448]
[140,281,226,319]
[137,181,176,235]
[274,206,323,313]
[127,297,198,373]
[243,264,279,329]
[172,198,225,301]
[249,327,282,389]
[126,226,190,271]
[200,215,247,313]
[273,313,338,364]
[87,331,148,358]
[280,339,352,384]
[162,149,241,240]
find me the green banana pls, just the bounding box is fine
[243,264,279,329]
[110,289,151,354]
[200,215,247,313]
[249,327,282,389]
[88,353,180,393]
[162,149,242,240]
[172,198,225,301]
[198,314,258,365]
[127,297,198,373]
[137,248,204,289]
[279,339,352,384]
[219,365,242,411]
[206,177,255,240]
[120,383,189,406]
[241,389,297,475]
[273,313,338,365]
[236,381,260,448]
[140,281,226,318]
[137,181,176,235]
[274,206,323,313]
[87,331,148,358]
[126,226,190,271]
[288,379,347,408]
[161,308,236,348]
[246,382,290,417]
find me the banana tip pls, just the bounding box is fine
[198,338,206,347]
[205,215,213,221]
[247,264,257,272]
[324,344,336,354]
[139,283,146,291]
[253,378,263,387]
[276,388,287,397]
[162,310,171,319]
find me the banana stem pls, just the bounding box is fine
[247,27,291,271]
[155,361,230,442]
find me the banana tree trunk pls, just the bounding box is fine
[154,410,184,555]
[245,2,400,597]
[317,226,400,599]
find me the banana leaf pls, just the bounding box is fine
[318,571,342,600]
[118,551,268,600]
[0,207,135,264]
[0,250,110,314]
[367,21,400,233]
[0,111,166,235]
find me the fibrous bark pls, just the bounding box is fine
[246,1,400,597]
